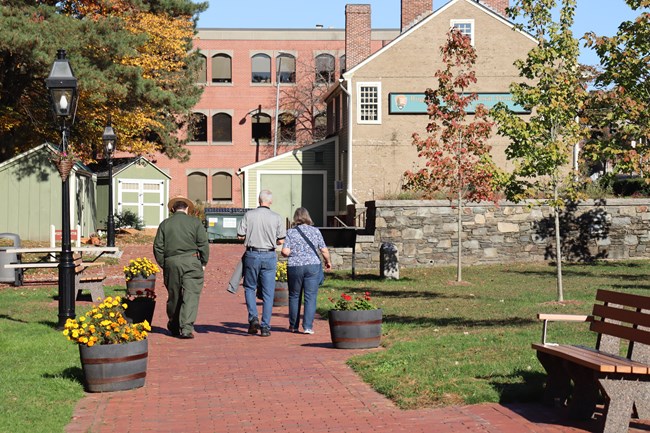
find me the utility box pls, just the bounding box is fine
[204,208,251,242]
[0,233,22,285]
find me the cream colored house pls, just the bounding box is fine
[326,0,536,209]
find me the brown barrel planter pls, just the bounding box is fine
[273,281,289,307]
[79,339,148,392]
[126,274,156,297]
[328,309,382,349]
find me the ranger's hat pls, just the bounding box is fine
[167,195,194,214]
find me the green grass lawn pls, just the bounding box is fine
[2,260,650,432]
[317,260,650,408]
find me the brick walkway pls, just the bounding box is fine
[63,244,641,433]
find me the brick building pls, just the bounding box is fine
[148,0,533,226]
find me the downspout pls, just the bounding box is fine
[236,169,245,208]
[339,76,359,205]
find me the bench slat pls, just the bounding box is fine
[592,304,650,328]
[532,343,650,374]
[597,289,650,311]
[591,320,650,347]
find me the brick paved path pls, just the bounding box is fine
[63,244,641,433]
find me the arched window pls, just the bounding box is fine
[212,54,232,83]
[313,112,327,142]
[252,113,272,143]
[212,172,233,201]
[187,172,207,202]
[191,113,207,142]
[278,112,296,142]
[315,53,335,84]
[212,113,232,142]
[277,53,296,83]
[196,54,207,83]
[251,54,271,83]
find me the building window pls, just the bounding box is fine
[277,53,296,83]
[252,113,272,143]
[196,54,207,83]
[212,113,232,142]
[188,172,207,202]
[450,19,474,46]
[313,112,327,141]
[278,112,296,142]
[212,54,232,83]
[191,113,207,142]
[357,82,381,124]
[252,53,271,83]
[315,53,335,84]
[212,172,232,201]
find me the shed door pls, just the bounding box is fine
[260,172,325,227]
[117,179,165,228]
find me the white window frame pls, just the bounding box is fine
[356,81,382,125]
[450,19,475,46]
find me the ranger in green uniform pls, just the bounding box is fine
[153,196,210,339]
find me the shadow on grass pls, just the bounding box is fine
[326,273,415,283]
[382,314,537,328]
[478,369,546,403]
[43,366,84,386]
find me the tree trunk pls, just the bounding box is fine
[457,194,462,282]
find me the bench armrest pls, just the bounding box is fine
[538,314,592,345]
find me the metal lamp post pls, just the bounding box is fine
[273,52,289,157]
[102,118,117,247]
[45,49,78,329]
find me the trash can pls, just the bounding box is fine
[0,233,23,286]
[204,208,252,242]
[380,242,399,280]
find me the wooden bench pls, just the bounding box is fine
[532,289,650,433]
[73,254,106,302]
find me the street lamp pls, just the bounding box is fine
[45,49,78,329]
[103,117,117,247]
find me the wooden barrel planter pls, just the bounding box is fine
[124,298,156,325]
[79,339,148,392]
[273,281,289,307]
[126,274,156,297]
[328,309,382,349]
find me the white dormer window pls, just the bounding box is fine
[450,19,475,46]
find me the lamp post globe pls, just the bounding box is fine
[102,119,117,247]
[45,48,78,329]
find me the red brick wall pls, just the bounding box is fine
[345,5,371,70]
[401,0,433,32]
[482,0,509,17]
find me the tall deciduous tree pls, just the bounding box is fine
[492,0,588,301]
[0,0,206,163]
[582,0,650,177]
[403,28,498,282]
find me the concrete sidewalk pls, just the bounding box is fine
[65,244,621,433]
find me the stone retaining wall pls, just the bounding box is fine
[328,199,650,271]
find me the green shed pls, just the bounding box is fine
[93,157,170,230]
[238,137,338,227]
[0,143,97,242]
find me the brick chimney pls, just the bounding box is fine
[401,0,433,33]
[345,4,372,70]
[479,0,509,17]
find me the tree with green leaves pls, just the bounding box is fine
[0,0,207,163]
[403,28,499,282]
[582,0,649,177]
[492,0,588,301]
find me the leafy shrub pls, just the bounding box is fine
[115,210,144,230]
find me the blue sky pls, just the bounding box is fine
[197,0,645,67]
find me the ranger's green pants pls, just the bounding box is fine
[163,255,204,335]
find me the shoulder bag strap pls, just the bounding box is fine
[296,226,320,260]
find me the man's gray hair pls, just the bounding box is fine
[259,189,273,204]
